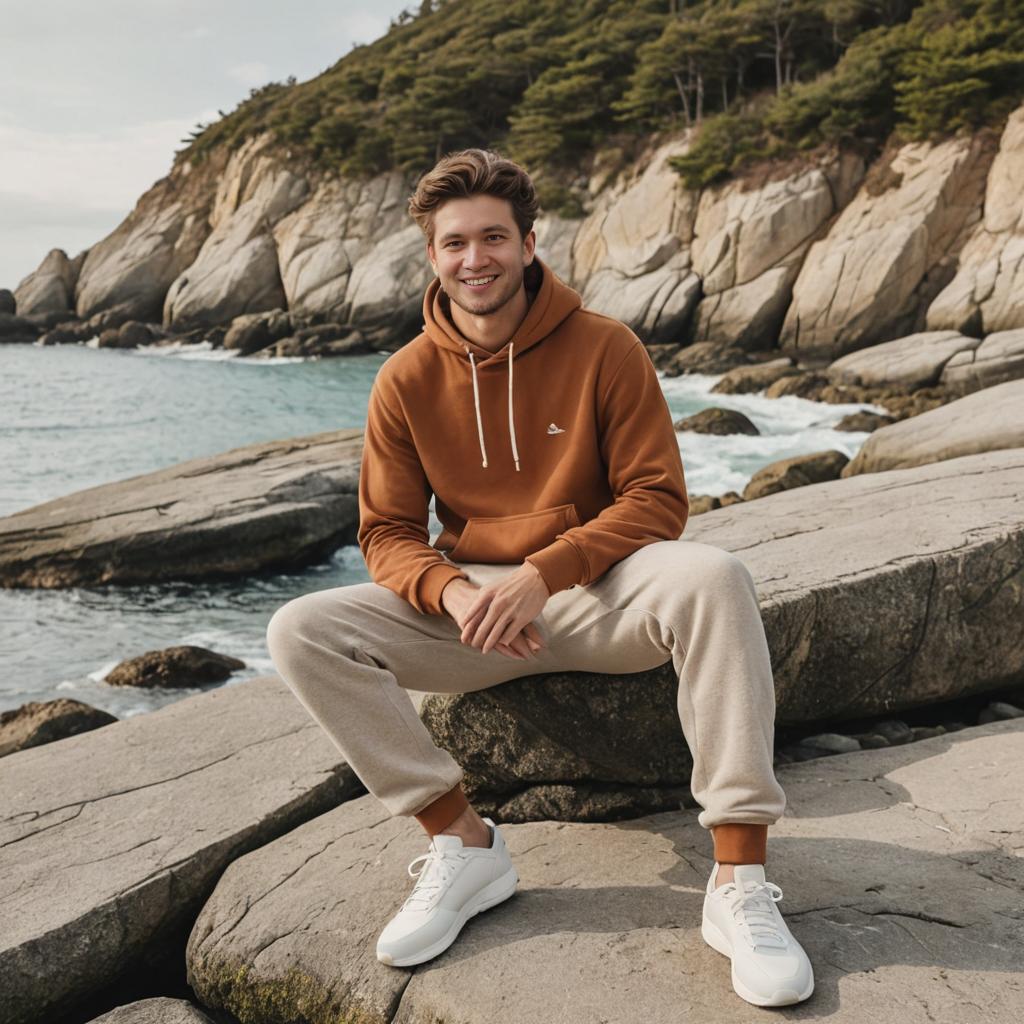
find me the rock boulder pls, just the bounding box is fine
[843,378,1024,475]
[0,676,362,1024]
[0,429,364,588]
[185,719,1024,1024]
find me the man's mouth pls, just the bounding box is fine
[461,274,498,290]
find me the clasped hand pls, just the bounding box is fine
[440,563,550,660]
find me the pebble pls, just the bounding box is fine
[798,732,862,753]
[873,719,914,745]
[987,701,1024,720]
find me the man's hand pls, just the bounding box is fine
[441,563,550,659]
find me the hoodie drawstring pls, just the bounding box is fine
[508,342,521,472]
[466,343,521,472]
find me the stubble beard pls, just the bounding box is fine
[448,265,525,318]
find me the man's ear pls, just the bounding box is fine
[522,228,537,265]
[426,240,437,274]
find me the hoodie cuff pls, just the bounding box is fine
[417,563,470,617]
[525,538,586,596]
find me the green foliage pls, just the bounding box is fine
[177,0,1024,191]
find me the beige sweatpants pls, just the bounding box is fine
[266,538,786,845]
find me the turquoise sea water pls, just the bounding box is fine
[0,340,883,717]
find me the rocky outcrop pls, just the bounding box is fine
[104,645,245,689]
[0,429,363,588]
[690,154,863,349]
[710,357,798,394]
[75,156,223,324]
[222,308,293,354]
[0,698,116,758]
[344,223,435,339]
[571,139,701,342]
[741,449,848,500]
[0,312,38,344]
[34,100,1024,362]
[827,329,981,389]
[0,675,362,1024]
[272,173,406,318]
[95,320,166,349]
[843,378,1024,475]
[939,327,1024,392]
[13,248,81,315]
[781,134,994,358]
[163,136,310,328]
[185,718,1024,1024]
[421,449,1024,816]
[927,105,1024,335]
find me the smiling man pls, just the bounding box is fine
[266,149,814,1007]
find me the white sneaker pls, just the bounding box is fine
[701,862,814,1006]
[376,817,519,967]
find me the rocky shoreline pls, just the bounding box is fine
[3,85,1024,1024]
[3,677,1020,1024]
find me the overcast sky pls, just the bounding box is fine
[0,0,412,292]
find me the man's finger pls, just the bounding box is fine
[522,621,547,649]
[480,609,515,654]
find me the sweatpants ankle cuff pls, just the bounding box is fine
[414,783,470,835]
[712,823,768,864]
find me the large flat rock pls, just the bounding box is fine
[185,718,1024,1024]
[0,676,362,1024]
[0,429,362,588]
[843,379,1024,475]
[421,448,1024,815]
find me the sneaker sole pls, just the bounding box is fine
[701,915,814,1007]
[377,865,519,968]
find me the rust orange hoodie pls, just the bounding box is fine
[357,255,689,616]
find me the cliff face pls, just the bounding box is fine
[13,104,1024,359]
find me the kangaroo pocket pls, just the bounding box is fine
[446,502,581,564]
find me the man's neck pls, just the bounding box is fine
[446,285,533,354]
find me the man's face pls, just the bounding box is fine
[427,194,537,318]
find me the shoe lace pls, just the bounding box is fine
[402,846,464,910]
[723,879,787,950]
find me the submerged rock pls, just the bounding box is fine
[104,646,246,689]
[673,407,759,435]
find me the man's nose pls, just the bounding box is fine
[462,242,489,268]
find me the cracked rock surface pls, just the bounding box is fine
[0,676,361,1024]
[0,428,363,588]
[186,718,1024,1024]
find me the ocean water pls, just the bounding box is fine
[0,341,883,717]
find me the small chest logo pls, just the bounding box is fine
[547,423,566,434]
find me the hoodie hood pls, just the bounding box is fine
[420,255,583,472]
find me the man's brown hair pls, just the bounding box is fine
[407,148,540,245]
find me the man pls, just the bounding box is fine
[266,148,814,1007]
